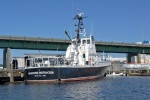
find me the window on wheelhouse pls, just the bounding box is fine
[82,39,91,44]
[82,40,86,44]
[87,39,90,44]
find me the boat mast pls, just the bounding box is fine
[73,9,87,43]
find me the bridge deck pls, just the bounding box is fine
[0,35,150,53]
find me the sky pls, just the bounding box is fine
[0,0,150,61]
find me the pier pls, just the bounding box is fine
[0,69,24,84]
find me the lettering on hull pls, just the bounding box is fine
[28,71,54,75]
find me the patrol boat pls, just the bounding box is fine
[24,10,111,83]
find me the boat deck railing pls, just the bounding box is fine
[25,55,111,68]
[25,57,66,68]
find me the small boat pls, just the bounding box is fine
[106,72,125,76]
[24,10,111,83]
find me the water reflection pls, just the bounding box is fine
[23,79,105,100]
[0,77,150,100]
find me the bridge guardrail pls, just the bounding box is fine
[95,41,150,47]
[0,35,70,43]
[1,35,150,47]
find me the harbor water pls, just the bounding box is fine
[0,76,150,100]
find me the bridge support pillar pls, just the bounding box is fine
[3,48,14,82]
[137,53,141,63]
[126,53,138,63]
[126,53,131,63]
[3,49,6,68]
[3,48,11,70]
[6,48,11,71]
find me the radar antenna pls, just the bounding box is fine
[73,9,87,43]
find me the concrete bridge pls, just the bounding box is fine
[1,35,150,53]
